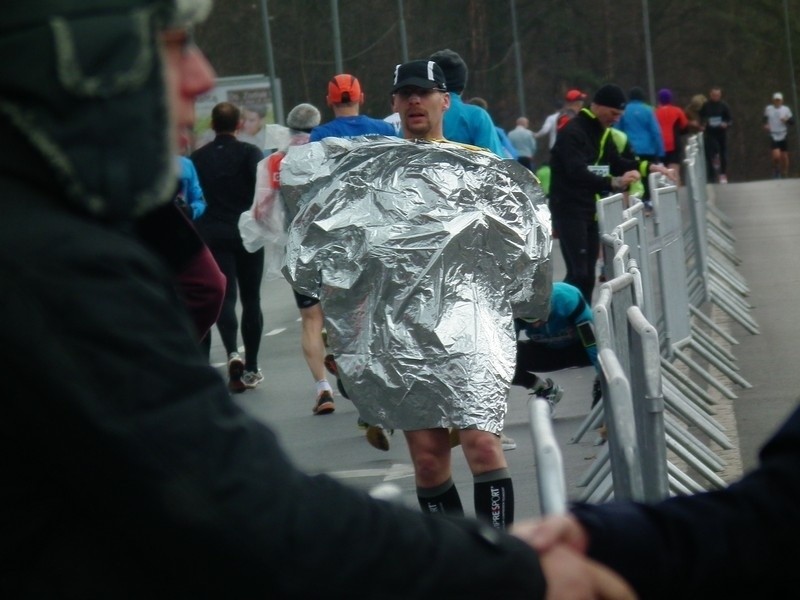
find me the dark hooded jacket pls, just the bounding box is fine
[549,108,644,220]
[0,2,545,597]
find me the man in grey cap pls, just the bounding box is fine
[549,84,673,303]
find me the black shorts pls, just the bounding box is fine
[293,289,320,309]
[771,139,788,151]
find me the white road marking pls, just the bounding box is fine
[329,463,415,482]
[265,328,286,336]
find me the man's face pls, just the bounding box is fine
[773,97,783,107]
[392,87,450,140]
[242,109,263,135]
[592,104,623,129]
[709,88,722,102]
[161,29,215,153]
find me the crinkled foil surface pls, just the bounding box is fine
[282,136,551,432]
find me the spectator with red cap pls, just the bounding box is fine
[535,89,587,151]
[557,89,588,130]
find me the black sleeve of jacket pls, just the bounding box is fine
[723,101,733,125]
[551,123,614,195]
[571,404,800,599]
[1,196,545,598]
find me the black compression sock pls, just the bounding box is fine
[417,478,464,517]
[474,468,514,530]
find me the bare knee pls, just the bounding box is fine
[405,429,451,487]
[460,430,506,475]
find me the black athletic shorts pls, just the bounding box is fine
[771,139,788,151]
[293,289,320,309]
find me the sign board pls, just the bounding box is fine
[193,74,278,150]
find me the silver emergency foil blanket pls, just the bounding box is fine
[282,136,552,433]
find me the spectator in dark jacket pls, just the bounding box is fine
[520,402,800,599]
[549,84,673,302]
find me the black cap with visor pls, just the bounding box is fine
[391,60,448,94]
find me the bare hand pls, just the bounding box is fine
[540,545,638,600]
[512,514,589,554]
[513,517,637,599]
[649,164,678,182]
[621,170,641,186]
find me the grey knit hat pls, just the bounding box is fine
[286,103,321,133]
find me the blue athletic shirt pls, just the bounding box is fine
[309,115,397,142]
[517,281,598,368]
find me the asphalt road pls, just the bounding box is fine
[205,178,798,520]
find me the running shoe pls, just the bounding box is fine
[366,425,390,451]
[227,352,246,393]
[500,433,517,451]
[448,427,461,448]
[242,369,264,389]
[312,389,335,415]
[450,428,514,450]
[532,377,564,415]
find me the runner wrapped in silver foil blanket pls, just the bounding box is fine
[282,136,551,433]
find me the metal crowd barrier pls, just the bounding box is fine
[528,397,567,515]
[556,134,760,503]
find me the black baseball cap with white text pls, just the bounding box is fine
[391,60,447,93]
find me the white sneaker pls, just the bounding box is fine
[500,433,517,451]
[242,369,264,388]
[718,174,728,184]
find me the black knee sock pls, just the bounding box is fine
[474,468,514,530]
[417,478,464,517]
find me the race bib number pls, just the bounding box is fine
[588,165,610,177]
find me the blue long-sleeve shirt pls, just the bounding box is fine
[442,93,506,157]
[178,156,206,220]
[617,100,665,159]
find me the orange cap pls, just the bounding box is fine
[327,74,363,105]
